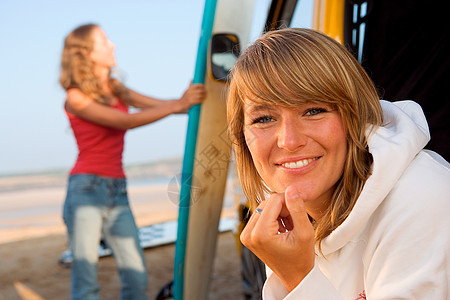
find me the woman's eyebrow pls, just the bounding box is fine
[244,103,272,114]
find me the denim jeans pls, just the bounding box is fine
[63,174,148,300]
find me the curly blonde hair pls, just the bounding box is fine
[59,24,130,105]
[227,28,383,245]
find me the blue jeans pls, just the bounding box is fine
[63,174,148,300]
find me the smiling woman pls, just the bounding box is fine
[242,101,347,222]
[228,28,382,239]
[227,28,450,299]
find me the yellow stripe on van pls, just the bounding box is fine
[312,0,345,44]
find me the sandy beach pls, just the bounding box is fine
[0,167,245,299]
[0,231,242,300]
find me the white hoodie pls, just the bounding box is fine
[263,101,450,299]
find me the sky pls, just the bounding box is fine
[0,0,312,176]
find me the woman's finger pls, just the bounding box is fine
[284,186,315,238]
[240,201,267,245]
[252,193,285,239]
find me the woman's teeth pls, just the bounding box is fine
[282,157,318,168]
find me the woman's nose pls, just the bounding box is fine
[277,119,307,151]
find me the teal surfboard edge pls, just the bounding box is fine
[173,0,218,299]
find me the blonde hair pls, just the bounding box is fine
[227,28,383,244]
[59,24,130,105]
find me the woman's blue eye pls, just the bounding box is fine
[306,107,327,116]
[253,116,273,124]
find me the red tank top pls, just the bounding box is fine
[66,100,128,178]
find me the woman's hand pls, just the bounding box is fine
[177,83,207,113]
[240,185,316,292]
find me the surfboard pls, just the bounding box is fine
[173,0,256,299]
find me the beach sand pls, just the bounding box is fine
[0,175,245,299]
[0,231,243,300]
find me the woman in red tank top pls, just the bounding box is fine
[60,24,206,300]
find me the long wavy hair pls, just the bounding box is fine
[227,28,383,245]
[59,24,130,105]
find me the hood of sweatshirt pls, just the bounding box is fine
[318,100,430,256]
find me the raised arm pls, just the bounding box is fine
[128,83,206,111]
[127,89,167,109]
[66,84,205,130]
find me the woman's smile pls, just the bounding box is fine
[277,156,320,169]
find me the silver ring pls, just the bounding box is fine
[255,208,263,214]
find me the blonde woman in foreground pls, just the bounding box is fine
[60,24,205,300]
[227,28,449,299]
